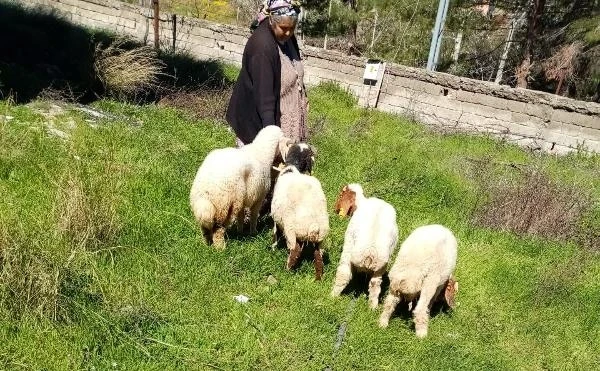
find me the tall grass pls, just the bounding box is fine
[1,84,600,369]
[94,40,167,99]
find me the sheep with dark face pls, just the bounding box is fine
[261,141,316,217]
[331,184,399,309]
[379,224,458,338]
[270,165,329,280]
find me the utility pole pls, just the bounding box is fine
[323,0,333,50]
[495,11,526,84]
[426,0,450,71]
[369,8,378,52]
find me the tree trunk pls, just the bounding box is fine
[516,0,546,89]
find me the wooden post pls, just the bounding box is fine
[172,14,176,52]
[153,0,159,49]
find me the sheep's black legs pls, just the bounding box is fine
[313,246,324,281]
[201,226,212,245]
[236,209,247,235]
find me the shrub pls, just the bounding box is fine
[94,39,167,99]
[471,158,597,250]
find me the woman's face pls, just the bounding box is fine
[270,16,297,43]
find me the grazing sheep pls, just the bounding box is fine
[189,125,283,249]
[270,165,330,280]
[379,224,458,338]
[260,140,315,216]
[330,184,399,309]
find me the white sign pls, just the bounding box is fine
[363,62,381,81]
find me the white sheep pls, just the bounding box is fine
[270,165,330,280]
[189,125,284,249]
[379,224,458,338]
[330,184,399,309]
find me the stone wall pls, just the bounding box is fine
[15,0,600,153]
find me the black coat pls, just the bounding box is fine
[226,21,301,145]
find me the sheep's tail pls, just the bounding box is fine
[307,223,322,243]
[190,196,216,230]
[361,256,375,271]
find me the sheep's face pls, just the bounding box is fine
[334,185,357,218]
[284,143,315,175]
[444,277,459,309]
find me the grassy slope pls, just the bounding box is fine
[1,85,599,370]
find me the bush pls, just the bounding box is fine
[471,158,598,250]
[94,39,167,100]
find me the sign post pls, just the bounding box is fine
[359,59,386,108]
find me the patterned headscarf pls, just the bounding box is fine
[251,0,301,30]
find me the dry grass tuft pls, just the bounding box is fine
[0,224,62,319]
[158,87,232,121]
[94,39,166,98]
[56,172,121,250]
[470,159,595,247]
[37,83,83,103]
[543,42,584,94]
[0,168,119,320]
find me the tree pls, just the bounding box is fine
[515,0,546,88]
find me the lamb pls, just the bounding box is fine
[330,184,399,309]
[378,224,458,338]
[260,141,315,216]
[270,164,330,280]
[189,125,284,249]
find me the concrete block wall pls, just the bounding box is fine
[15,0,600,154]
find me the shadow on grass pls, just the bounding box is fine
[340,271,390,301]
[340,271,454,325]
[0,1,233,104]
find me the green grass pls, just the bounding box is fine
[1,83,600,370]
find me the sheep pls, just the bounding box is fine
[260,140,315,216]
[270,164,330,280]
[378,224,458,338]
[189,125,284,249]
[330,184,399,309]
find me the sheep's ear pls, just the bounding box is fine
[444,278,458,309]
[278,137,293,160]
[309,145,317,157]
[333,194,342,213]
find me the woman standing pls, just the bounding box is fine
[226,0,308,146]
